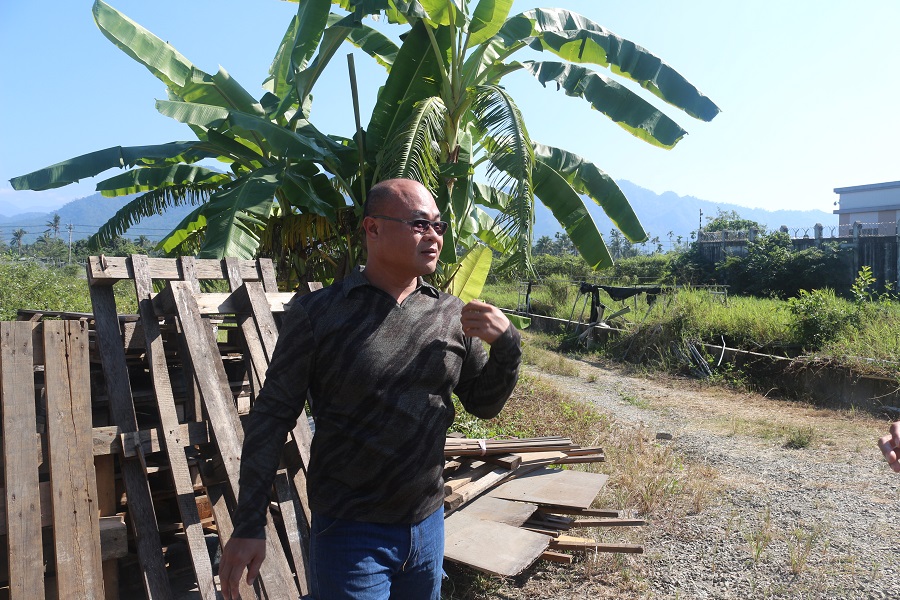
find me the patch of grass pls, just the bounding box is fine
[787,522,823,575]
[744,507,774,564]
[784,425,816,449]
[618,389,651,409]
[522,343,579,377]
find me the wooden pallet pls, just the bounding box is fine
[85,254,312,599]
[0,320,129,599]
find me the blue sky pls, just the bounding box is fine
[2,1,899,216]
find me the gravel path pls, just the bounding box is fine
[523,358,900,599]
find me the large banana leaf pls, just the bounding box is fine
[449,244,492,303]
[95,165,230,197]
[195,169,281,259]
[93,1,264,117]
[9,142,212,191]
[91,185,211,248]
[333,14,399,70]
[522,61,687,149]
[159,204,207,254]
[534,143,646,242]
[532,160,612,270]
[467,0,514,48]
[367,21,449,164]
[155,101,330,161]
[281,167,347,220]
[499,8,721,122]
[285,13,401,121]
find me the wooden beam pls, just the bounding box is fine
[152,288,297,317]
[132,254,218,600]
[92,421,211,457]
[89,279,173,600]
[87,255,269,286]
[168,279,299,597]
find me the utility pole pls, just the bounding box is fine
[67,223,73,265]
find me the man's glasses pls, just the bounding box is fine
[370,215,449,236]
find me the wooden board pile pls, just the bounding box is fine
[0,255,644,598]
[443,436,643,576]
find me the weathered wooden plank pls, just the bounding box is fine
[444,461,495,494]
[444,512,550,576]
[239,280,315,476]
[538,550,573,564]
[549,536,643,554]
[536,506,620,518]
[132,254,218,600]
[454,495,537,527]
[96,453,120,600]
[153,290,298,316]
[92,421,211,457]
[445,468,510,512]
[88,281,173,599]
[0,481,51,535]
[243,282,280,361]
[1,321,45,600]
[258,260,279,293]
[570,518,646,528]
[177,256,204,422]
[194,455,259,600]
[226,267,314,597]
[488,468,610,510]
[44,320,105,598]
[222,263,266,401]
[168,280,299,598]
[274,470,310,596]
[88,255,268,286]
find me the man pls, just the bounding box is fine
[879,422,900,472]
[219,178,521,599]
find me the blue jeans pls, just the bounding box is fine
[309,508,444,600]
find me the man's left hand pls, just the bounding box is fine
[460,300,511,345]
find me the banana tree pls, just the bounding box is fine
[359,0,720,285]
[9,0,381,286]
[10,0,720,295]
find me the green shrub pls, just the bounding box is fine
[786,288,857,350]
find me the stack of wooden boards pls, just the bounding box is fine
[0,254,643,598]
[443,436,643,576]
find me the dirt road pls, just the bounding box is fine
[510,358,900,599]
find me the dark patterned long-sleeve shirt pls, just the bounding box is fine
[232,268,521,539]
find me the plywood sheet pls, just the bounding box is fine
[457,495,537,527]
[488,468,609,509]
[444,512,549,576]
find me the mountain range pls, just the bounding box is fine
[0,181,837,247]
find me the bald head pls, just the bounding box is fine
[364,179,435,218]
[361,178,444,287]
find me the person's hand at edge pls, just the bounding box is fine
[219,537,266,599]
[878,421,900,472]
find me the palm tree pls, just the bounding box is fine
[45,213,61,238]
[11,228,26,255]
[10,0,719,293]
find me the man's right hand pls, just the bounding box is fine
[879,421,900,472]
[219,537,266,599]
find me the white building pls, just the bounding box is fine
[833,180,900,236]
